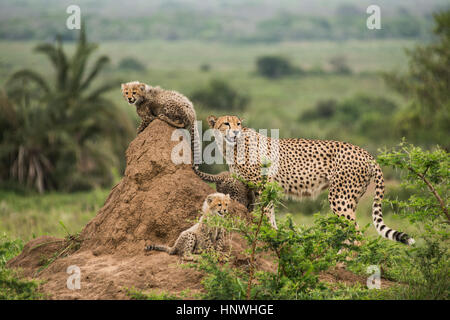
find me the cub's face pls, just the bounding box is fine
[121,81,146,105]
[205,193,231,217]
[207,115,243,146]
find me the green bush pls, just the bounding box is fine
[255,55,302,79]
[377,142,449,299]
[0,234,43,300]
[191,79,250,111]
[329,56,352,75]
[118,57,146,71]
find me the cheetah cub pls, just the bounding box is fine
[121,81,197,134]
[145,193,231,259]
[193,166,255,210]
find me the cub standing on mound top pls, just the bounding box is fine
[145,193,231,259]
[206,115,415,246]
[121,81,196,132]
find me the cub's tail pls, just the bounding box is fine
[145,244,174,254]
[371,163,415,245]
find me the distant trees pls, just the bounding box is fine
[300,95,399,143]
[255,54,353,79]
[0,28,134,193]
[383,10,450,149]
[190,79,249,111]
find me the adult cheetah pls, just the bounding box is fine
[206,115,415,245]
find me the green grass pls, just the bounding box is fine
[0,189,109,241]
[0,234,43,299]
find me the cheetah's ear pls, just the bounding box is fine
[121,83,125,90]
[207,115,217,128]
[225,194,231,201]
[139,83,146,91]
[206,195,214,204]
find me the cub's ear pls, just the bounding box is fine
[139,83,146,91]
[206,195,214,204]
[121,83,126,90]
[207,115,217,128]
[239,117,244,124]
[225,194,231,201]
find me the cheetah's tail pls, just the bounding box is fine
[193,165,222,183]
[372,163,415,245]
[145,244,174,254]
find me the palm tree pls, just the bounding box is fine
[1,27,134,192]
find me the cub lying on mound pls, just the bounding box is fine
[193,166,255,210]
[121,81,197,134]
[145,193,231,259]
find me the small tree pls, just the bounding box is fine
[383,10,450,149]
[378,141,449,299]
[1,28,134,192]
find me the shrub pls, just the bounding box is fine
[377,142,449,299]
[255,55,301,79]
[329,55,352,74]
[190,79,250,111]
[118,57,146,71]
[0,234,43,299]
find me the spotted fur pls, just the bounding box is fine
[193,166,255,210]
[145,193,232,258]
[206,115,415,245]
[121,81,201,165]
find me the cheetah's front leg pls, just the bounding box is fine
[137,115,156,133]
[180,232,197,262]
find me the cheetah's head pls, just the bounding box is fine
[121,81,147,105]
[207,115,243,146]
[203,193,231,217]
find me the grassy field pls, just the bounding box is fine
[0,189,109,241]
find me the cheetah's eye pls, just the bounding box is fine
[132,91,136,95]
[125,92,128,94]
[224,122,230,126]
[237,123,241,126]
[218,203,222,206]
